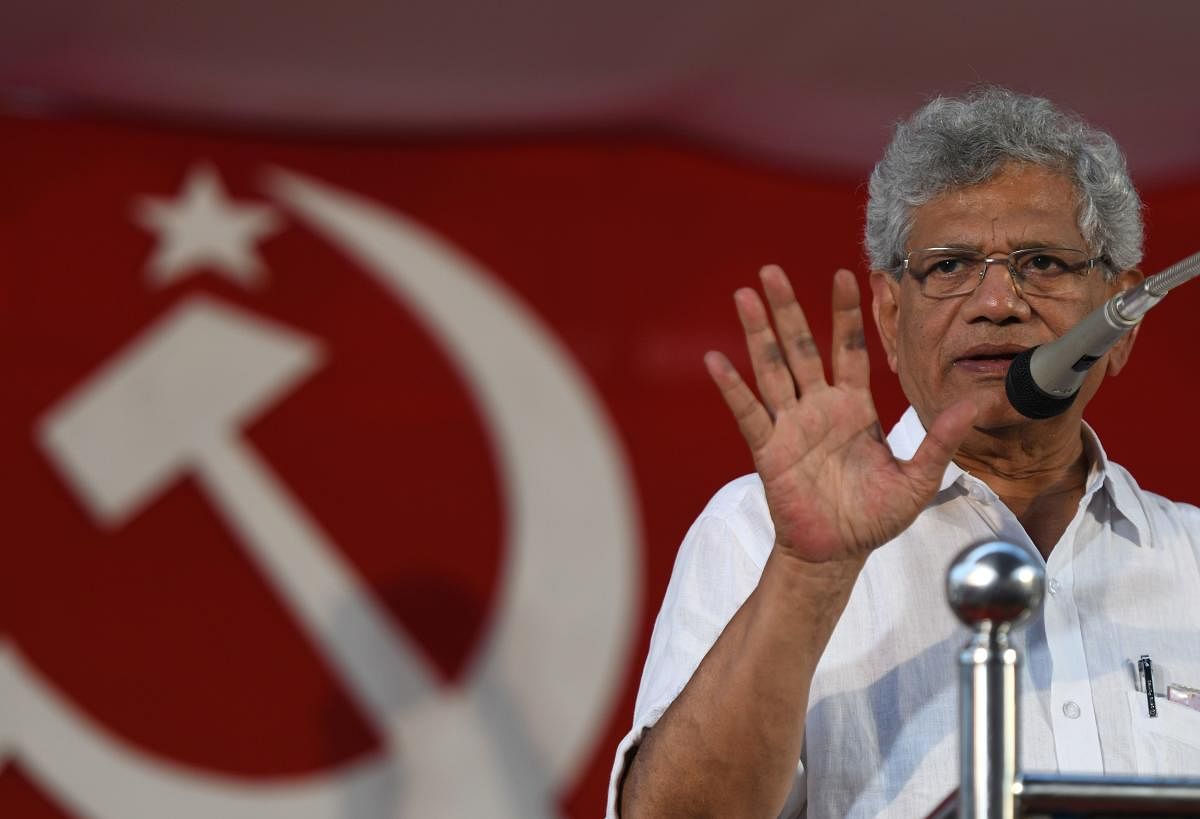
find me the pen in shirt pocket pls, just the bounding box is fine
[1138,655,1158,718]
[1131,656,1200,715]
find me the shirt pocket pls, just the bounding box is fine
[1126,690,1200,776]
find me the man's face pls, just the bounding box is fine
[869,162,1141,432]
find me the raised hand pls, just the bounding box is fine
[705,265,977,564]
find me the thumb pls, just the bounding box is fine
[904,400,977,493]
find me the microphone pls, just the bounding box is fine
[1005,250,1200,419]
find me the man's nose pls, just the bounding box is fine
[963,261,1032,322]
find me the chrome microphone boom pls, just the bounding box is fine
[1005,249,1200,419]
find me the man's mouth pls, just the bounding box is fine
[964,352,1019,361]
[954,345,1027,373]
[957,344,1027,361]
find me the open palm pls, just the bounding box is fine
[705,265,976,564]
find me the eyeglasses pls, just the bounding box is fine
[901,247,1109,299]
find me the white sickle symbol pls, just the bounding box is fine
[12,167,640,817]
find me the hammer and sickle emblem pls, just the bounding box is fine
[5,167,640,817]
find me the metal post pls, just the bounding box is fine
[958,617,1018,818]
[946,541,1045,819]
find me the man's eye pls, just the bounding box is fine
[925,257,968,277]
[1022,254,1069,275]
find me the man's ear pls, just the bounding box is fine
[1106,267,1144,377]
[869,270,901,374]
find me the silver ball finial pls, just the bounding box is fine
[946,540,1044,630]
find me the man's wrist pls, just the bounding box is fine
[761,544,866,621]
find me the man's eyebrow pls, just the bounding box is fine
[923,240,1079,252]
[1010,240,1076,250]
[921,242,980,250]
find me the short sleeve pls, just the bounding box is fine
[606,476,806,817]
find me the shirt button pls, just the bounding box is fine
[1048,578,1062,596]
[1062,701,1082,719]
[968,485,986,502]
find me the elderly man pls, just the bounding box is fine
[610,87,1200,818]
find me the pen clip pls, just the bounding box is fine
[1138,654,1158,718]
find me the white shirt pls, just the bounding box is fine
[608,407,1200,818]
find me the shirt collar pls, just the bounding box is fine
[1082,421,1152,547]
[886,406,966,494]
[885,405,1150,546]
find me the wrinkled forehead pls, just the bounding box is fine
[906,163,1085,251]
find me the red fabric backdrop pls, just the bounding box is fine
[3,114,1199,817]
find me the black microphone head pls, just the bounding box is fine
[1005,346,1078,420]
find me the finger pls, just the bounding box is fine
[758,264,828,392]
[830,268,871,389]
[734,285,799,413]
[704,351,774,451]
[903,400,977,493]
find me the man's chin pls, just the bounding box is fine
[967,386,1065,432]
[972,404,1035,431]
[922,387,1031,432]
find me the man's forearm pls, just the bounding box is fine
[619,548,864,818]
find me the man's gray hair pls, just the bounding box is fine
[865,86,1143,279]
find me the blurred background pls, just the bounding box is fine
[3,2,1200,816]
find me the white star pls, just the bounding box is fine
[135,164,282,288]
